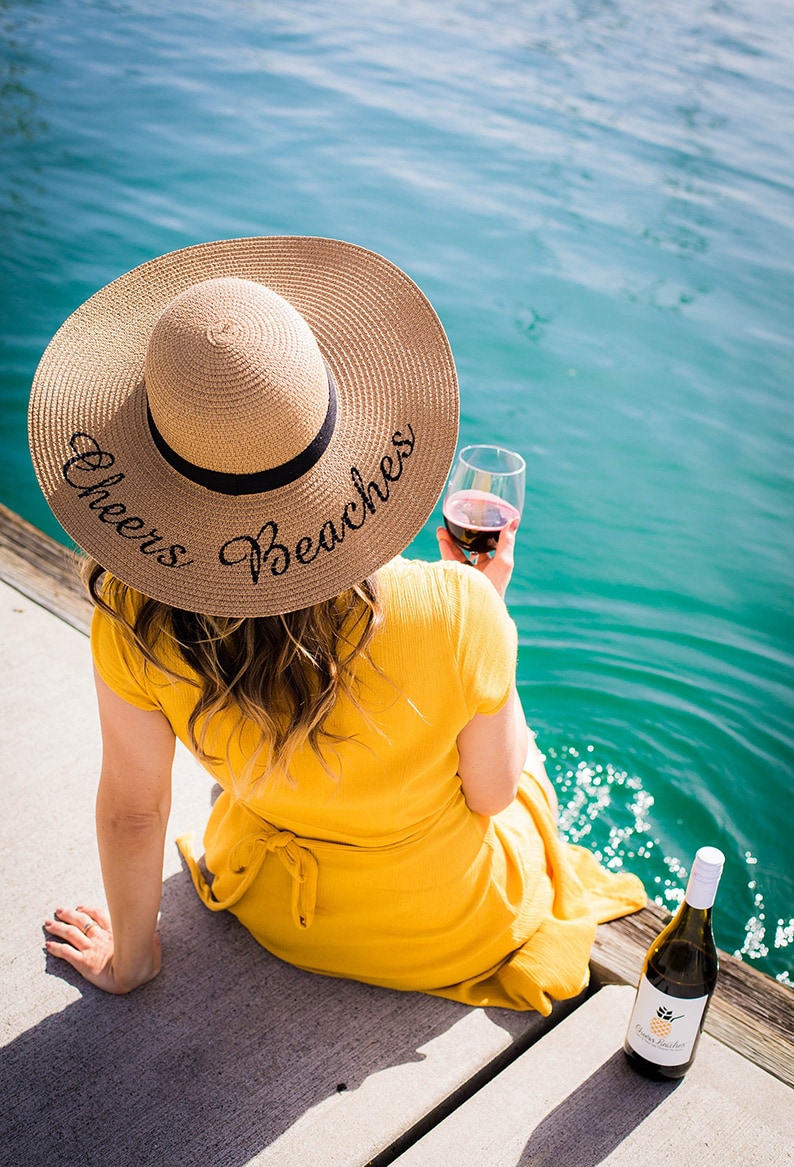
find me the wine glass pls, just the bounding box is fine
[443,445,526,558]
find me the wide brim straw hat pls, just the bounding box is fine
[29,236,459,616]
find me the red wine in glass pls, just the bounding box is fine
[443,445,526,558]
[443,489,521,554]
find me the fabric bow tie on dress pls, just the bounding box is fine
[177,806,319,931]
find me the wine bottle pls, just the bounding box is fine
[624,845,724,1080]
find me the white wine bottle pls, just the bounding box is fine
[624,845,724,1080]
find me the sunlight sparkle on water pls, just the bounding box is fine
[545,744,793,985]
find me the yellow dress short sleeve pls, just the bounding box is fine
[445,563,518,717]
[90,604,162,712]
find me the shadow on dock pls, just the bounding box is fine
[515,1050,680,1166]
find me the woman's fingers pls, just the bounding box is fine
[44,905,116,981]
[436,526,467,563]
[479,518,519,599]
[43,903,159,994]
[76,904,112,931]
[438,518,519,600]
[44,905,113,958]
[45,908,92,949]
[45,936,94,969]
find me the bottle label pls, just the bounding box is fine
[626,978,709,1066]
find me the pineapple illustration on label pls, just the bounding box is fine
[649,1005,684,1037]
[625,978,709,1067]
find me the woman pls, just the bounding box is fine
[30,237,645,1010]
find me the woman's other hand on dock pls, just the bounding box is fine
[44,904,161,994]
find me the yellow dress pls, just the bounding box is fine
[91,556,646,1014]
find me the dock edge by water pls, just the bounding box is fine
[1,500,791,1091]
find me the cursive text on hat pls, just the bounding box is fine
[219,425,416,585]
[62,433,194,568]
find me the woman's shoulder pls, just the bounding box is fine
[379,554,470,594]
[377,555,502,624]
[92,572,189,668]
[375,557,517,701]
[382,553,502,589]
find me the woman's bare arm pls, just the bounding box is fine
[44,669,176,993]
[455,687,529,815]
[437,516,529,815]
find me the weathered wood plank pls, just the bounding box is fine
[591,902,794,1087]
[0,502,91,633]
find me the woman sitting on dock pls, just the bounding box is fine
[30,237,645,1009]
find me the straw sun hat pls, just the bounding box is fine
[29,237,459,616]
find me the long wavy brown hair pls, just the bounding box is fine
[82,558,383,789]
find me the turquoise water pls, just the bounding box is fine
[2,0,792,983]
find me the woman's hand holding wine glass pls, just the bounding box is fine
[437,518,518,599]
[438,445,525,600]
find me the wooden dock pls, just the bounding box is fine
[1,499,791,1166]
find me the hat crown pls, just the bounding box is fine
[144,277,329,475]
